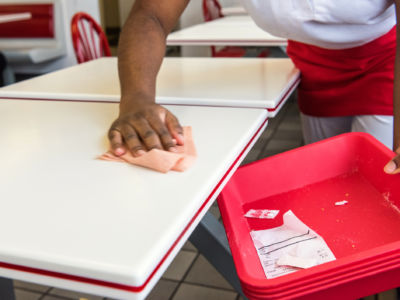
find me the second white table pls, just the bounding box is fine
[167,16,287,46]
[0,57,299,117]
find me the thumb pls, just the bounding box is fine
[166,111,184,145]
[384,146,400,174]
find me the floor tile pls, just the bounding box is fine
[47,287,103,300]
[283,114,301,125]
[259,149,289,158]
[145,279,179,300]
[184,255,234,290]
[13,280,51,293]
[274,128,303,140]
[241,147,262,165]
[277,119,303,131]
[283,108,300,119]
[14,289,42,300]
[41,296,72,300]
[265,138,303,151]
[208,204,221,220]
[257,127,274,142]
[162,250,197,281]
[377,289,398,300]
[263,118,281,132]
[249,137,267,151]
[251,136,270,151]
[285,106,300,118]
[258,139,303,159]
[182,240,198,252]
[172,283,237,300]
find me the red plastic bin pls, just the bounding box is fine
[218,133,400,299]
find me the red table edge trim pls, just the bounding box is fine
[0,96,292,109]
[0,116,269,294]
[267,77,300,113]
[0,97,117,103]
[166,40,288,45]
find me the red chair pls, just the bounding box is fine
[71,12,111,64]
[202,0,223,22]
[202,0,268,58]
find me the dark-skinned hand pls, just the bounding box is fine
[108,101,184,157]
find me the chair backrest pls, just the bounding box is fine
[202,0,223,22]
[71,12,111,64]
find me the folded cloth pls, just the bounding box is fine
[99,126,196,173]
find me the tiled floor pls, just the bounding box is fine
[8,97,399,300]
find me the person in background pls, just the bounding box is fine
[107,0,400,174]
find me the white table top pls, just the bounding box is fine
[0,98,268,299]
[0,57,299,117]
[167,15,287,46]
[0,12,31,24]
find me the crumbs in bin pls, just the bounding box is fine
[244,209,279,219]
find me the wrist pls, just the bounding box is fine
[119,92,155,112]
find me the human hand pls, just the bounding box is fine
[108,101,184,157]
[384,147,400,174]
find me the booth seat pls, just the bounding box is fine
[0,0,66,64]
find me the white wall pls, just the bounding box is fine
[178,0,243,57]
[179,0,210,57]
[116,0,210,57]
[220,0,241,6]
[118,0,135,27]
[10,0,101,75]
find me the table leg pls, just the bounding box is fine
[189,212,248,299]
[0,277,15,300]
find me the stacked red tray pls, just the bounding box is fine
[218,133,400,299]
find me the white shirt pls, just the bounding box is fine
[242,0,396,49]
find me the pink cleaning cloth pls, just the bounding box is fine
[99,126,196,173]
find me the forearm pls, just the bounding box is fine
[108,0,189,155]
[117,1,188,112]
[118,9,165,109]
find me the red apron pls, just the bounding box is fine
[286,26,396,117]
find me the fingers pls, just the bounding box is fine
[149,116,177,152]
[109,119,161,156]
[107,105,184,156]
[166,111,184,145]
[134,118,164,151]
[120,124,145,156]
[108,127,126,156]
[384,146,400,174]
[384,154,400,174]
